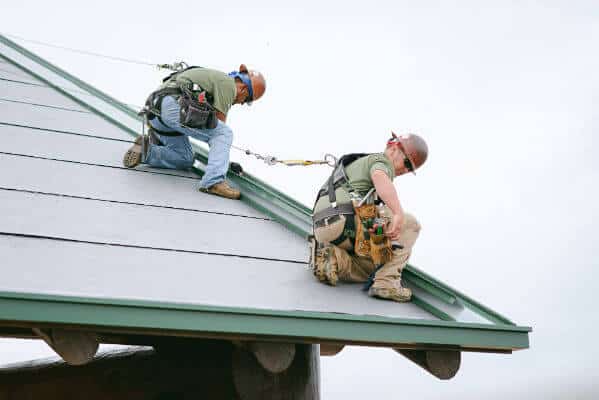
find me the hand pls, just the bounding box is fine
[385,214,403,241]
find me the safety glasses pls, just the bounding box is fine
[394,141,414,172]
[237,74,254,103]
[228,71,254,105]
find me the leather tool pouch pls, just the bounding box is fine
[353,204,377,257]
[369,233,392,265]
[178,90,218,130]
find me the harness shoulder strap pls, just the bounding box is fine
[312,153,372,224]
[325,153,371,206]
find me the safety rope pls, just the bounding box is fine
[2,33,157,67]
[231,144,337,167]
[3,33,337,169]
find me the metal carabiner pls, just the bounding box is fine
[324,153,337,167]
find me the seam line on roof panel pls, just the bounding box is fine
[0,98,90,113]
[0,77,40,86]
[0,67,37,80]
[0,232,307,265]
[0,121,133,143]
[0,77,142,109]
[0,152,198,181]
[0,187,272,222]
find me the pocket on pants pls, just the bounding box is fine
[314,215,346,244]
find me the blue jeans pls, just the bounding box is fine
[146,95,233,189]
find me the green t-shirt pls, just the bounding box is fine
[314,153,395,213]
[163,68,237,115]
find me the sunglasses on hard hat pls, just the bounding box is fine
[396,143,415,172]
[387,135,414,172]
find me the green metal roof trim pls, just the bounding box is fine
[0,34,531,344]
[0,291,530,351]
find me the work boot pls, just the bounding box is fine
[313,245,338,286]
[199,181,241,200]
[368,282,412,302]
[123,135,149,168]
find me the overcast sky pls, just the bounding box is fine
[1,1,598,398]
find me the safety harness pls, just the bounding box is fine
[141,66,216,136]
[312,153,371,245]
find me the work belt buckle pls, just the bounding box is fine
[140,115,148,163]
[316,215,340,228]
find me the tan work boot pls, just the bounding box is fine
[368,282,412,302]
[199,181,241,200]
[313,245,338,286]
[123,135,148,168]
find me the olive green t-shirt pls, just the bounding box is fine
[314,153,395,214]
[163,68,237,115]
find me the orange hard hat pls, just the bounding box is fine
[238,64,266,104]
[387,132,428,173]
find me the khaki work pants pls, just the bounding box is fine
[314,211,421,289]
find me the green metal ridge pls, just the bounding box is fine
[0,33,523,329]
[0,291,531,350]
[405,273,457,305]
[410,295,455,321]
[405,265,515,325]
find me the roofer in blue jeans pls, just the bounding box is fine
[123,64,266,200]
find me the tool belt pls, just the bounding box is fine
[142,80,218,133]
[354,204,393,265]
[313,201,393,264]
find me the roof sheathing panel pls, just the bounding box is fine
[0,154,267,220]
[0,79,88,111]
[0,189,306,262]
[0,235,434,321]
[0,97,132,141]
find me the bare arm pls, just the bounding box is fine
[371,169,404,240]
[216,111,227,123]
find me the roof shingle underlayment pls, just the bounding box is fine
[0,34,530,356]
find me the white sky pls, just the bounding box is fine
[1,1,598,398]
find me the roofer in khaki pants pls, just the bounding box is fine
[123,65,266,200]
[311,134,428,302]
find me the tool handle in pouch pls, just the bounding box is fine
[370,233,393,265]
[354,203,377,257]
[178,89,218,130]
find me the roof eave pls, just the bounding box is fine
[0,291,530,352]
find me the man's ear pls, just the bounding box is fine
[239,64,249,74]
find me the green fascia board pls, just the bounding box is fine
[0,292,530,350]
[0,34,524,331]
